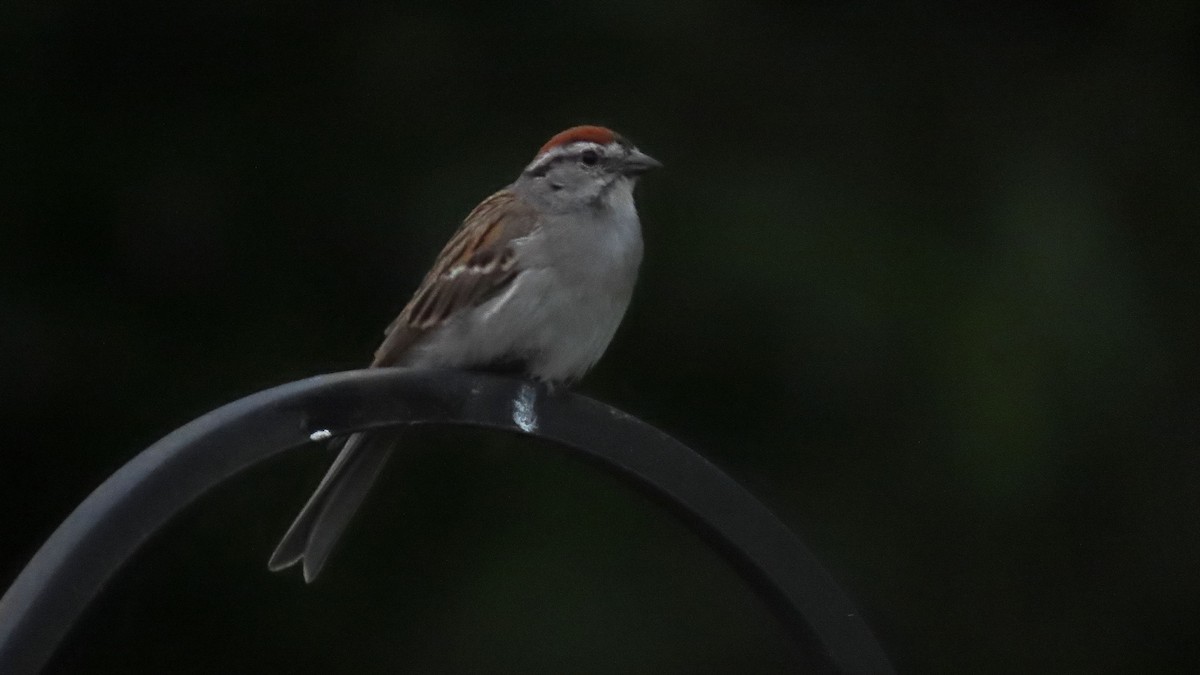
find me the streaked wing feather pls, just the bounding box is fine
[372,190,538,367]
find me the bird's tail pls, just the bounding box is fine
[268,430,398,582]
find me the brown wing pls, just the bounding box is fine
[371,189,539,367]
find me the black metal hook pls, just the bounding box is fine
[0,368,894,674]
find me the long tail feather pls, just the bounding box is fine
[268,430,398,582]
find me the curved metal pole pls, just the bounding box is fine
[0,369,894,674]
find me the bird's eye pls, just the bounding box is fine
[580,149,599,166]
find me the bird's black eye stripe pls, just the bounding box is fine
[580,149,599,166]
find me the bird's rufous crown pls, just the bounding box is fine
[537,125,624,155]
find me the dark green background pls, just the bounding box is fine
[3,1,1198,672]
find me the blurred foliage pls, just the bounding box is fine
[2,1,1198,672]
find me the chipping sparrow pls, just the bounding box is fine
[269,125,660,581]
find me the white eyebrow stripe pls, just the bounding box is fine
[523,141,609,174]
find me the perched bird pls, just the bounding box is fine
[269,125,660,581]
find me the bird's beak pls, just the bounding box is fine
[620,149,663,176]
